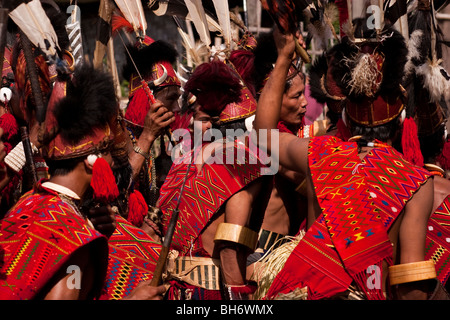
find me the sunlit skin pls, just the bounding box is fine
[253,28,434,300]
[262,73,308,237]
[280,74,308,130]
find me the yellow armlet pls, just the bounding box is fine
[389,260,437,286]
[214,223,258,251]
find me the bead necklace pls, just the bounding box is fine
[348,136,391,152]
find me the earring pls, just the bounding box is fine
[400,109,406,123]
[0,87,12,103]
[87,154,98,166]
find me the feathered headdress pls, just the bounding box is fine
[183,60,242,116]
[308,51,346,115]
[150,0,236,63]
[304,1,340,51]
[111,0,147,42]
[40,64,118,160]
[10,0,73,125]
[8,0,60,61]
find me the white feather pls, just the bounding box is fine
[9,0,59,58]
[184,0,211,47]
[206,14,222,33]
[416,59,450,103]
[177,26,202,66]
[212,0,231,49]
[186,12,222,33]
[114,0,147,34]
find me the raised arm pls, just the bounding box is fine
[252,29,309,175]
[253,29,295,132]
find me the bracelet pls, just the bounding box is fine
[214,223,258,251]
[389,260,437,286]
[133,145,150,160]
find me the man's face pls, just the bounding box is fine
[155,86,182,113]
[193,104,212,136]
[280,74,307,127]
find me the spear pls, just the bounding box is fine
[150,156,194,286]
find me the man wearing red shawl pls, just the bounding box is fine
[253,24,439,300]
[0,65,116,299]
[247,30,310,271]
[158,59,271,300]
[0,65,165,300]
[122,36,180,207]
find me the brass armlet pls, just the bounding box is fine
[389,260,437,286]
[214,223,258,251]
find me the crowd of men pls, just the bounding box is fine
[0,0,450,301]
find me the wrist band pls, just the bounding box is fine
[389,260,437,286]
[133,145,150,160]
[214,223,258,251]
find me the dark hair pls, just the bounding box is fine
[46,156,84,177]
[419,124,446,162]
[347,114,402,142]
[52,64,118,145]
[213,119,247,138]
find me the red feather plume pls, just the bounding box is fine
[111,13,134,35]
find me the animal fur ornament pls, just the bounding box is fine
[344,51,384,98]
[415,58,450,103]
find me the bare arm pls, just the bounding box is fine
[252,29,310,176]
[43,246,93,300]
[253,29,294,134]
[399,177,434,264]
[393,177,434,300]
[218,182,263,286]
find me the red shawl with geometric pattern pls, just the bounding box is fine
[158,139,267,257]
[0,182,108,299]
[425,196,450,286]
[265,136,431,300]
[99,215,162,300]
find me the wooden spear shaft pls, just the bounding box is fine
[150,159,194,287]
